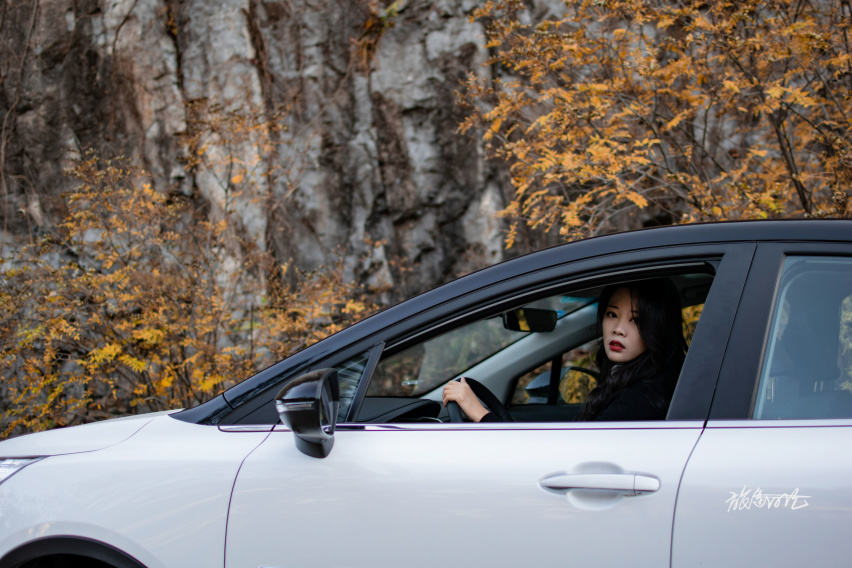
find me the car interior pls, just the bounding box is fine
[754,257,852,420]
[351,270,715,424]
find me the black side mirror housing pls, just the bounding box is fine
[275,368,339,458]
[502,308,558,332]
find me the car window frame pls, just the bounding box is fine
[348,243,755,424]
[710,242,852,420]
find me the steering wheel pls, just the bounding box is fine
[446,377,514,423]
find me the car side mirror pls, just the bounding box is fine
[502,308,557,332]
[275,368,339,459]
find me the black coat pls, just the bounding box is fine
[591,369,676,421]
[480,365,679,423]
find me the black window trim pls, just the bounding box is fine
[362,244,755,423]
[710,242,852,420]
[344,341,385,423]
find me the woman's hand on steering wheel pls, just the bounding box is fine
[442,377,490,422]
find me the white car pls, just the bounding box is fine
[1,220,850,568]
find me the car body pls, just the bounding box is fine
[1,219,852,567]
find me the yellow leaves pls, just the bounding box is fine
[90,343,122,365]
[560,153,579,171]
[561,207,582,229]
[484,118,504,142]
[197,376,221,394]
[16,324,45,347]
[344,300,368,316]
[191,367,221,394]
[587,140,613,163]
[133,328,164,346]
[658,14,675,30]
[635,137,660,150]
[663,109,691,132]
[787,87,818,109]
[231,174,244,185]
[582,83,611,95]
[765,84,819,109]
[119,355,146,374]
[622,191,649,208]
[764,84,782,99]
[534,149,559,174]
[829,53,852,77]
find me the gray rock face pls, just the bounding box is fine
[0,0,545,299]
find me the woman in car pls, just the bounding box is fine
[442,279,687,422]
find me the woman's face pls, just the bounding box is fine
[602,287,647,364]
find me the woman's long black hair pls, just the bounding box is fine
[576,278,687,420]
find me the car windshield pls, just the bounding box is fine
[366,295,595,397]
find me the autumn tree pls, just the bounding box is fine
[0,128,375,438]
[461,0,852,244]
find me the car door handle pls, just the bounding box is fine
[540,473,660,496]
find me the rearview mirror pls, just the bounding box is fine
[502,308,557,332]
[275,368,339,458]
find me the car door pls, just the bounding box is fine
[672,243,852,567]
[224,245,753,568]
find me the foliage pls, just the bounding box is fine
[461,0,852,244]
[354,1,405,72]
[0,153,375,438]
[180,98,306,208]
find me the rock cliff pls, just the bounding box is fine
[0,0,560,299]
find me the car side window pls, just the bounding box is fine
[367,294,597,401]
[336,350,372,422]
[366,317,528,398]
[354,269,713,424]
[754,256,852,419]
